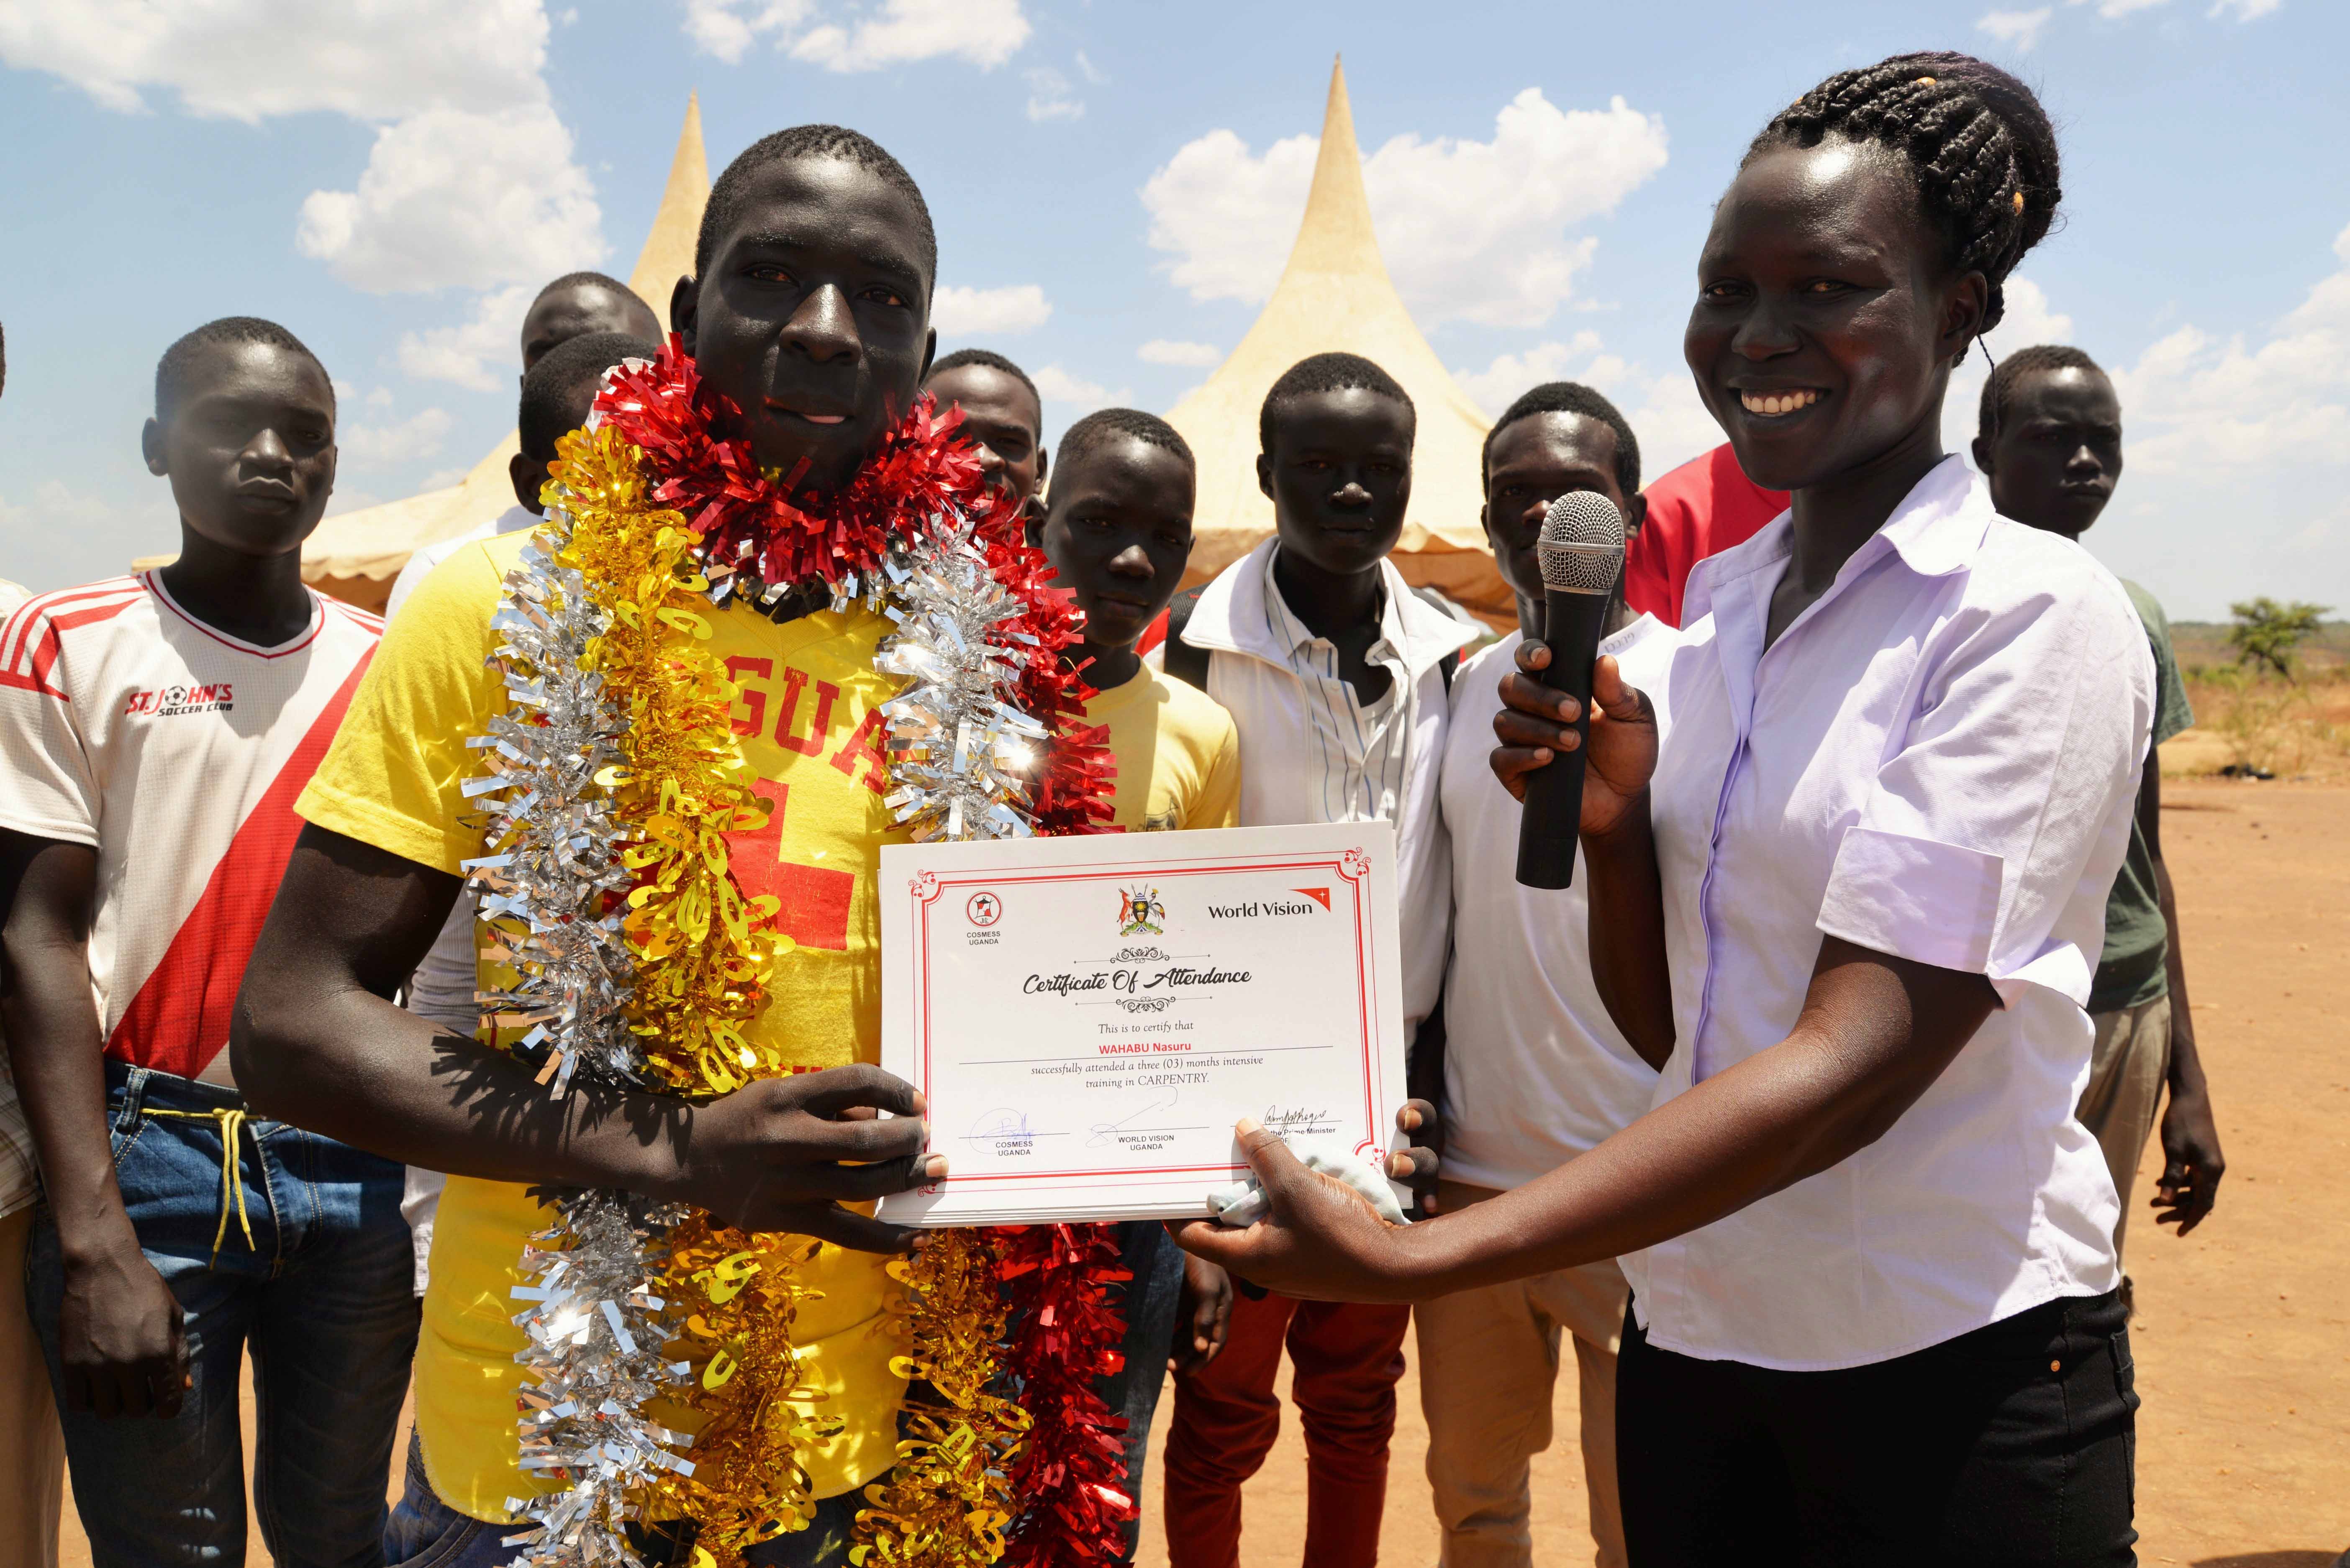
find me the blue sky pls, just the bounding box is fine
[2,0,2345,618]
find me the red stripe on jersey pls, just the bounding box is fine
[3,580,140,666]
[3,595,144,698]
[103,647,376,1079]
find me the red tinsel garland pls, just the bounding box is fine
[993,1224,1141,1566]
[598,335,989,589]
[593,338,1137,1567]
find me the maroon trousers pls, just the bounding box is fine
[1161,1290,1411,1568]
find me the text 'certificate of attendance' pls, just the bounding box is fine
[875,822,1409,1226]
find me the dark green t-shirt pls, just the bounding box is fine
[2088,581,2195,1014]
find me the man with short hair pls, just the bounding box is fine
[927,348,1047,517]
[1416,382,1665,1568]
[518,271,663,374]
[1162,351,1475,1568]
[233,126,971,1568]
[1,317,411,1567]
[385,274,665,619]
[1972,344,2224,1289]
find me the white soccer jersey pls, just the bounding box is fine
[0,571,382,1086]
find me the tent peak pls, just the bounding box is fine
[1282,56,1388,286]
[628,92,710,309]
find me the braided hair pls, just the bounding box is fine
[1976,343,2106,445]
[1747,51,2060,333]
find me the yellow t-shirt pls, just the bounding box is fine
[296,528,913,1522]
[1082,666,1241,833]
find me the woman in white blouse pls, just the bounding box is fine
[1180,52,2152,1565]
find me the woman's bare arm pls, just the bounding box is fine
[1175,938,1996,1303]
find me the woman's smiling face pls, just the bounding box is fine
[1685,138,1984,495]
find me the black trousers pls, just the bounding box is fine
[1618,1290,2137,1567]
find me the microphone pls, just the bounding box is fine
[1514,491,1627,890]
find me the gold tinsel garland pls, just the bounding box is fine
[490,418,1037,1563]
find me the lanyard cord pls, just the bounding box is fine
[142,1107,254,1265]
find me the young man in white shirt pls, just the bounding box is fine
[0,317,413,1566]
[383,329,657,1296]
[1418,383,1668,1568]
[1162,351,1475,1568]
[382,272,663,619]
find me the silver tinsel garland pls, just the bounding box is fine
[469,489,1054,1568]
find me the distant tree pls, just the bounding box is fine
[2227,597,2332,680]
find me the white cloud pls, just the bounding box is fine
[339,406,454,470]
[0,3,603,300]
[396,284,536,392]
[680,0,814,63]
[299,106,603,294]
[797,0,1029,72]
[1977,7,2055,49]
[2207,0,2281,16]
[932,284,1052,336]
[2109,221,2350,474]
[1074,51,1106,85]
[1137,339,1222,368]
[2070,0,2169,15]
[1142,88,1668,331]
[680,0,1029,72]
[1024,65,1083,122]
[0,0,550,120]
[1032,364,1130,423]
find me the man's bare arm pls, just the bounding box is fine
[232,825,942,1248]
[0,832,185,1417]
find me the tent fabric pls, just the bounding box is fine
[298,95,712,610]
[1163,60,1511,628]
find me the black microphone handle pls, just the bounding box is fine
[1515,588,1613,890]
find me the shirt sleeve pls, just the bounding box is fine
[1815,566,2152,1008]
[2145,606,2194,746]
[0,602,102,848]
[295,542,511,874]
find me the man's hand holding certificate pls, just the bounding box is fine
[877,823,1414,1225]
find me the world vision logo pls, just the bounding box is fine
[1292,888,1331,911]
[1117,884,1165,937]
[124,683,233,717]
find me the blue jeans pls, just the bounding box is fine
[385,1428,870,1567]
[1098,1220,1185,1562]
[25,1062,418,1568]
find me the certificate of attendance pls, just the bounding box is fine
[875,822,1410,1226]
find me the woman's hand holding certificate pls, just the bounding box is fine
[876,823,1415,1226]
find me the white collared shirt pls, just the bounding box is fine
[1438,617,1675,1191]
[1180,538,1478,1034]
[1624,457,2150,1370]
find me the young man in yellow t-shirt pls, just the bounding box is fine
[1027,407,1240,1559]
[230,126,956,1568]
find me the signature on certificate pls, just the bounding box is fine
[1088,1092,1178,1148]
[965,1108,1036,1143]
[1261,1105,1337,1135]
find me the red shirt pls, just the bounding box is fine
[1622,443,1790,628]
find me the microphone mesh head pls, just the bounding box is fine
[1536,491,1627,594]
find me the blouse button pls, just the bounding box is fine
[2048,1360,2062,1373]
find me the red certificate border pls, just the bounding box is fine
[904,846,1388,1188]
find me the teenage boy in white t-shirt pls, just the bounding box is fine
[1162,352,1475,1568]
[0,318,415,1566]
[1418,383,1671,1568]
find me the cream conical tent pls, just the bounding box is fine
[1165,59,1508,625]
[300,94,712,610]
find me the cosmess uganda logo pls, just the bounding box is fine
[124,683,233,718]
